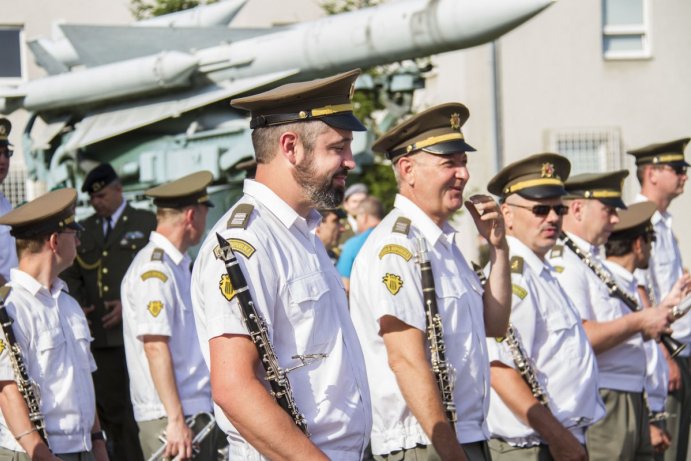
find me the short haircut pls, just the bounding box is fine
[605,236,636,257]
[357,196,384,220]
[16,234,51,258]
[251,120,329,164]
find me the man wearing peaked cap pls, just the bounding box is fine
[603,202,690,458]
[121,171,223,460]
[484,153,605,461]
[191,70,372,460]
[349,103,511,461]
[0,189,109,461]
[0,117,17,287]
[62,162,155,461]
[629,137,691,461]
[549,170,677,460]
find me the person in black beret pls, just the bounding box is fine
[0,117,18,286]
[0,189,109,461]
[62,163,155,461]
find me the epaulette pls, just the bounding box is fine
[551,244,564,258]
[510,256,524,275]
[151,248,165,262]
[0,286,11,303]
[392,217,411,235]
[227,204,254,229]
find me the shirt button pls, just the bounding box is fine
[103,285,109,292]
[102,251,108,257]
[102,268,108,274]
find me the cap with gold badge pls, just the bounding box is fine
[145,171,214,209]
[82,163,119,194]
[608,201,657,241]
[487,153,571,200]
[627,138,690,167]
[0,117,12,149]
[231,69,366,132]
[372,103,476,162]
[0,189,83,238]
[565,170,629,209]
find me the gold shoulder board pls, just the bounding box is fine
[227,204,254,229]
[510,256,524,274]
[392,217,411,235]
[551,244,564,258]
[151,248,165,262]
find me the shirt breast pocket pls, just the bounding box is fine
[286,272,332,352]
[35,328,66,378]
[436,275,475,333]
[70,320,95,371]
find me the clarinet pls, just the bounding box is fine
[415,238,457,430]
[215,233,315,436]
[471,264,548,407]
[0,286,50,447]
[560,233,685,358]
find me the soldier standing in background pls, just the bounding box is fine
[0,189,108,461]
[485,153,605,461]
[628,138,691,461]
[349,103,511,461]
[0,117,18,286]
[62,163,155,461]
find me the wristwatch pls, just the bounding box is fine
[91,430,107,442]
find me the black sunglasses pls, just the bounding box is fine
[0,147,12,159]
[668,165,688,176]
[507,203,569,217]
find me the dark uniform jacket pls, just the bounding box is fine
[62,203,156,348]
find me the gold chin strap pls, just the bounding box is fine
[583,190,621,199]
[651,154,685,163]
[303,103,353,118]
[503,178,563,195]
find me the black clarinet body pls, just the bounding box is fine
[0,286,50,447]
[215,233,309,436]
[415,238,457,431]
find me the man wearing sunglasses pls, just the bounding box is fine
[629,138,691,461]
[485,153,604,461]
[0,117,18,286]
[549,171,680,460]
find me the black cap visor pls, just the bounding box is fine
[516,184,567,200]
[321,113,367,132]
[422,139,476,155]
[598,196,627,209]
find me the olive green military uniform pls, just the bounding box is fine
[62,203,156,461]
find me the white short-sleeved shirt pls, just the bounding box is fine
[122,232,212,422]
[550,234,646,392]
[349,194,490,455]
[487,236,604,447]
[643,340,669,413]
[191,180,372,461]
[633,194,690,355]
[0,193,17,281]
[0,269,97,454]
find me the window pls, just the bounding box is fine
[0,26,25,82]
[602,0,651,60]
[545,127,626,176]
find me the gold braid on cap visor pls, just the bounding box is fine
[389,132,466,159]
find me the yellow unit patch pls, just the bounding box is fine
[0,338,5,354]
[553,266,565,273]
[378,244,413,261]
[382,273,404,295]
[140,270,168,283]
[512,284,528,300]
[147,301,164,318]
[213,239,256,260]
[219,274,236,301]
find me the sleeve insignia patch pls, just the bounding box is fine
[227,204,254,229]
[510,256,524,274]
[382,273,404,295]
[213,238,256,260]
[141,270,168,283]
[553,266,565,273]
[0,338,5,354]
[551,244,564,258]
[147,300,164,317]
[378,244,412,261]
[219,274,237,301]
[512,284,528,300]
[151,248,165,261]
[495,336,506,343]
[391,217,411,235]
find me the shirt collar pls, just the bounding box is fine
[393,194,455,248]
[506,235,555,276]
[602,260,635,285]
[243,179,322,235]
[565,231,601,258]
[635,193,668,226]
[149,231,187,266]
[11,268,65,299]
[108,198,127,225]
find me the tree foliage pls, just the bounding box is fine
[130,0,217,20]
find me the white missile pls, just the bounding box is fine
[23,51,198,111]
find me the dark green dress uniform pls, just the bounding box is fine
[63,197,156,461]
